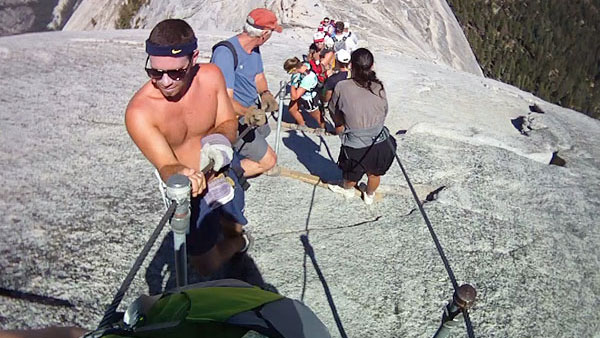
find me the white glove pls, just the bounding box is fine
[203,174,235,210]
[199,134,233,172]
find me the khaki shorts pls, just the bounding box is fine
[233,117,271,162]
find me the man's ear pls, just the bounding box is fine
[192,50,200,64]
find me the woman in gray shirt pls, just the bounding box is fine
[328,48,397,205]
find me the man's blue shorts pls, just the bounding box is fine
[187,154,247,256]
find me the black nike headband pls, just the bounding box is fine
[145,38,197,56]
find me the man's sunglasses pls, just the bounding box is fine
[144,56,191,81]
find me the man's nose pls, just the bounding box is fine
[157,73,173,86]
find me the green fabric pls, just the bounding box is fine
[145,292,190,325]
[185,287,283,322]
[100,286,283,338]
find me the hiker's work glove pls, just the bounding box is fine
[203,174,235,210]
[260,91,278,112]
[245,106,267,126]
[199,134,233,172]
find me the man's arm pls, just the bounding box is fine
[290,85,307,101]
[322,51,335,73]
[125,104,206,197]
[207,64,238,143]
[255,72,269,95]
[323,90,333,103]
[226,88,251,117]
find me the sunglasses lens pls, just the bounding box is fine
[145,68,163,79]
[166,69,187,81]
[145,61,190,81]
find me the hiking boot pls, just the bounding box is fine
[314,127,326,135]
[328,184,355,199]
[297,124,310,132]
[362,191,375,205]
[239,227,254,254]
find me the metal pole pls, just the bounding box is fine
[166,174,191,287]
[433,284,477,338]
[274,80,286,157]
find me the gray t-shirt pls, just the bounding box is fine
[330,79,388,148]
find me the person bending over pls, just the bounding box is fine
[125,19,250,275]
[283,57,325,129]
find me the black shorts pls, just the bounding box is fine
[338,136,397,182]
[299,94,321,112]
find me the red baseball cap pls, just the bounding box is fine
[247,8,283,33]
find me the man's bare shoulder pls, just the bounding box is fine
[195,63,227,88]
[125,82,161,123]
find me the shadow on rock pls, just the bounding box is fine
[145,232,277,295]
[280,103,333,130]
[282,130,342,183]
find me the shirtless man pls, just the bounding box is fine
[125,19,249,275]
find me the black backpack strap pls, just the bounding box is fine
[230,164,250,191]
[211,41,238,70]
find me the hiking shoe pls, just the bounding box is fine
[328,184,355,199]
[239,227,254,254]
[297,124,310,132]
[314,127,326,135]
[362,191,375,205]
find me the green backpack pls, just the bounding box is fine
[89,279,330,338]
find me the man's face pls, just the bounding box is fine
[310,50,319,61]
[315,41,324,50]
[257,30,273,46]
[147,55,192,98]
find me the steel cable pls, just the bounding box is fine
[97,201,177,329]
[384,135,475,338]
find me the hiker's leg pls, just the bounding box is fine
[235,124,277,177]
[221,216,244,237]
[190,217,245,276]
[190,238,244,275]
[366,174,381,195]
[288,100,306,125]
[342,179,357,189]
[241,146,276,177]
[308,108,325,128]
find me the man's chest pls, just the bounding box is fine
[157,93,218,146]
[236,52,261,79]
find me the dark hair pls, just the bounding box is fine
[283,57,302,72]
[308,43,319,55]
[350,48,384,97]
[335,21,344,31]
[148,19,196,46]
